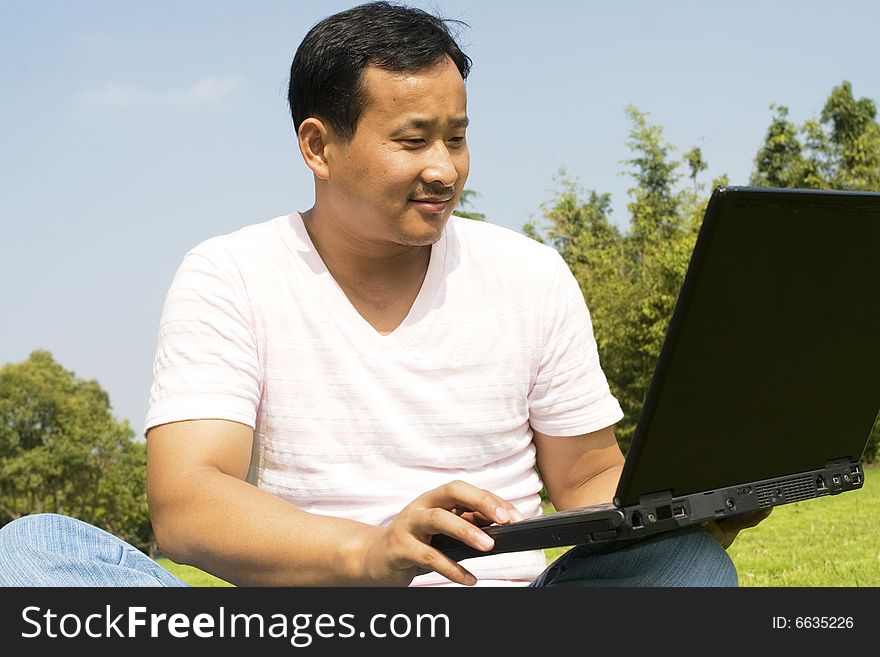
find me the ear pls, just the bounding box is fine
[297,118,332,180]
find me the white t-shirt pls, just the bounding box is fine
[145,213,624,586]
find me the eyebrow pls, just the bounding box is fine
[393,116,470,131]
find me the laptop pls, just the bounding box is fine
[432,185,880,561]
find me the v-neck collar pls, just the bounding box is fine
[285,212,448,350]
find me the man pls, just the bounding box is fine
[0,1,766,587]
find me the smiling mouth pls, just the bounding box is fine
[409,197,453,213]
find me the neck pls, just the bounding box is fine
[301,206,431,289]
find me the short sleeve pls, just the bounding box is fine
[527,254,624,436]
[143,248,262,437]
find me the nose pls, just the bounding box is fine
[420,141,463,188]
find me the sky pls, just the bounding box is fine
[2,0,878,435]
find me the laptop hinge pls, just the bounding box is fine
[825,457,852,468]
[639,490,674,506]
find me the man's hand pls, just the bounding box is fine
[360,480,522,587]
[699,508,773,549]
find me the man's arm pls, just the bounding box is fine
[532,423,771,548]
[147,419,518,586]
[532,424,625,511]
[700,509,773,549]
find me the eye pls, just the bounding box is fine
[447,135,467,148]
[398,138,426,148]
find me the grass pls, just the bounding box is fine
[726,463,880,586]
[155,558,234,587]
[544,463,880,586]
[158,464,880,587]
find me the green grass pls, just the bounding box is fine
[155,558,234,587]
[544,463,880,586]
[158,464,880,587]
[727,463,880,586]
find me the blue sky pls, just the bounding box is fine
[2,0,878,432]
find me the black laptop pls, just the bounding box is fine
[433,185,880,561]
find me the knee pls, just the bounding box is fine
[0,513,64,556]
[0,513,111,562]
[0,513,126,586]
[654,527,739,587]
[0,514,69,584]
[533,527,738,588]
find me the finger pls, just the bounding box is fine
[411,507,498,553]
[698,520,732,548]
[454,507,522,526]
[420,480,522,524]
[721,533,736,550]
[698,520,718,539]
[458,511,495,527]
[452,506,495,526]
[412,541,479,586]
[720,508,773,531]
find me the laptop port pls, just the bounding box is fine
[673,506,687,518]
[816,475,828,491]
[631,511,644,529]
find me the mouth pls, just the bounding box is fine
[409,197,453,213]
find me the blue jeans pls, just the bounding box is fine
[529,525,738,586]
[0,513,737,587]
[0,514,185,587]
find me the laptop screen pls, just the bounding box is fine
[616,187,880,507]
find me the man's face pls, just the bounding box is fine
[324,56,470,248]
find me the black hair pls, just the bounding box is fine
[288,1,471,141]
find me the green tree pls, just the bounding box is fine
[751,81,880,462]
[529,86,879,464]
[0,350,152,551]
[684,147,708,193]
[751,81,880,191]
[750,104,815,188]
[455,188,486,221]
[817,80,880,190]
[527,108,707,453]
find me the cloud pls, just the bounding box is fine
[77,75,245,110]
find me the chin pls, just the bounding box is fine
[396,232,443,248]
[397,217,448,247]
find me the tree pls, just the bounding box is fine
[529,85,880,463]
[818,81,880,190]
[751,81,880,463]
[751,81,880,191]
[455,188,487,221]
[526,108,708,453]
[0,350,153,552]
[684,147,708,193]
[750,104,815,189]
